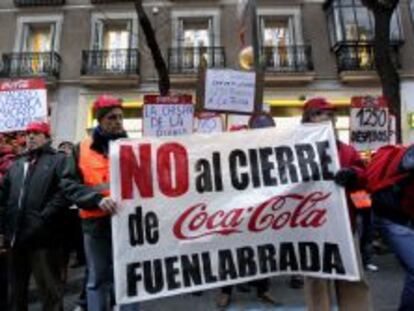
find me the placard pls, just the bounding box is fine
[143,95,194,137]
[204,69,256,113]
[0,79,47,133]
[111,123,360,304]
[350,96,389,151]
[194,112,224,134]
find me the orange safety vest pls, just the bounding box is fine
[350,190,372,209]
[78,138,111,219]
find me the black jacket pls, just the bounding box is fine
[0,143,69,249]
[60,127,127,235]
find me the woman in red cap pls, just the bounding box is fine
[301,98,373,311]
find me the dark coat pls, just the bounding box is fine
[338,141,367,228]
[0,143,69,249]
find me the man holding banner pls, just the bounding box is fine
[301,98,373,311]
[61,95,139,311]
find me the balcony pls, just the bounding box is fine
[2,52,61,83]
[262,45,315,85]
[80,49,140,86]
[334,42,401,84]
[168,46,225,85]
[14,0,65,6]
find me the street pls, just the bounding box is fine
[29,252,403,311]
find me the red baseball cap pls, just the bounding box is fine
[303,98,336,112]
[93,95,122,113]
[26,121,51,137]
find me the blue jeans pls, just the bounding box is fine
[376,216,414,311]
[84,232,139,311]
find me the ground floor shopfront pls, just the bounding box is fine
[49,79,414,146]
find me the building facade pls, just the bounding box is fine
[1,0,414,143]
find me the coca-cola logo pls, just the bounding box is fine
[0,80,30,91]
[173,192,330,240]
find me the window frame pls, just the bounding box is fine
[90,12,138,51]
[171,8,221,48]
[325,0,404,48]
[257,6,303,47]
[14,14,63,53]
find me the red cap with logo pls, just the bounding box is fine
[303,98,335,112]
[93,95,122,113]
[26,121,51,137]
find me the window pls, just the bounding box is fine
[90,12,138,74]
[93,19,132,50]
[258,7,309,72]
[11,15,63,77]
[261,17,294,69]
[15,15,63,52]
[171,8,221,72]
[180,18,213,48]
[179,17,213,69]
[22,24,55,52]
[326,0,403,46]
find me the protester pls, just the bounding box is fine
[301,98,373,311]
[0,121,69,311]
[59,141,86,271]
[0,134,18,310]
[58,141,88,311]
[367,144,414,310]
[61,95,139,311]
[217,112,277,308]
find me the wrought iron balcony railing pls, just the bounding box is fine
[81,49,139,76]
[168,47,226,74]
[334,42,401,71]
[262,45,314,72]
[2,52,61,78]
[14,0,65,6]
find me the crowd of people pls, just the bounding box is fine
[0,95,412,311]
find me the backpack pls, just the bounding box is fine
[366,145,412,223]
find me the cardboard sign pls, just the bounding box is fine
[0,79,47,133]
[204,69,256,113]
[350,96,390,151]
[111,123,360,304]
[226,114,250,130]
[143,95,194,137]
[194,112,224,134]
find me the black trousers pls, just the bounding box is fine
[8,247,63,311]
[222,278,270,296]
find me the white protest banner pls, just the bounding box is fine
[350,96,390,151]
[0,79,47,133]
[194,112,224,134]
[143,95,194,137]
[204,69,256,113]
[111,123,360,304]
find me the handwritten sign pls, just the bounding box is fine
[0,79,47,133]
[143,95,194,137]
[204,69,256,113]
[350,96,389,151]
[195,112,224,134]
